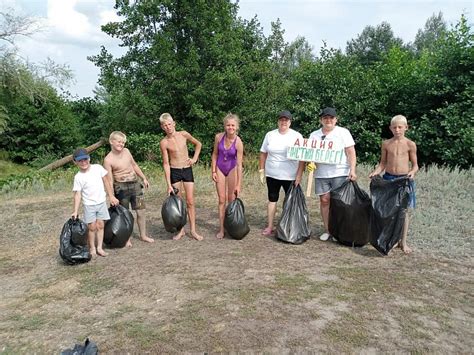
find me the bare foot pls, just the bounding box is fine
[216,231,224,239]
[401,244,413,254]
[90,248,97,258]
[126,240,133,248]
[140,236,155,243]
[97,249,108,257]
[190,231,203,241]
[173,230,185,240]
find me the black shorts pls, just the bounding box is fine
[114,181,145,210]
[266,176,293,202]
[170,167,194,184]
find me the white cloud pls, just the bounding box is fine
[48,0,90,38]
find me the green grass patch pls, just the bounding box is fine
[0,159,31,178]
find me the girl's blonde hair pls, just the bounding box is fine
[391,115,408,126]
[223,113,240,130]
[109,131,127,143]
[159,113,174,124]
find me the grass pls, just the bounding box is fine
[0,159,31,178]
[0,163,472,353]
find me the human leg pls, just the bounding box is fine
[262,177,281,235]
[399,214,412,254]
[215,169,227,239]
[264,201,277,233]
[170,181,186,240]
[135,209,154,243]
[95,219,108,257]
[319,192,331,240]
[183,182,203,240]
[87,221,97,256]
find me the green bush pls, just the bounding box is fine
[126,132,164,163]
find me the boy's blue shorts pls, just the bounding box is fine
[383,173,416,208]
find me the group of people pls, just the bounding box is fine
[71,107,418,257]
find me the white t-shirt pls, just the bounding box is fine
[260,128,303,180]
[309,126,355,178]
[73,164,108,205]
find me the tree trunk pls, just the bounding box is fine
[39,139,106,172]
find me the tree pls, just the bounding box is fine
[413,12,447,53]
[409,15,474,168]
[90,0,287,159]
[346,22,404,65]
[0,8,81,163]
[0,8,73,135]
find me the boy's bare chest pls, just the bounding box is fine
[166,135,187,153]
[387,141,409,157]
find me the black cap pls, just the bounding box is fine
[278,110,293,120]
[319,107,337,117]
[73,148,90,161]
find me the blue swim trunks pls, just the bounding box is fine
[383,172,416,208]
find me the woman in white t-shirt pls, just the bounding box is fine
[296,107,357,241]
[259,110,303,236]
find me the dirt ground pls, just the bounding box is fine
[0,169,473,353]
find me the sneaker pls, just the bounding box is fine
[261,227,274,236]
[319,232,331,241]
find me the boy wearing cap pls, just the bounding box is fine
[104,131,154,246]
[72,148,119,257]
[296,107,357,241]
[369,115,418,254]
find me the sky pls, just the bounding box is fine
[4,0,472,98]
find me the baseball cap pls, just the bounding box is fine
[278,110,293,120]
[73,148,90,161]
[320,107,337,117]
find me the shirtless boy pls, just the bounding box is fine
[159,113,203,241]
[369,115,419,254]
[104,131,154,246]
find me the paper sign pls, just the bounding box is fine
[287,138,345,164]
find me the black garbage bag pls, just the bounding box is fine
[369,175,410,255]
[60,338,98,355]
[104,205,134,248]
[329,180,372,247]
[224,198,250,240]
[70,218,88,246]
[161,189,187,233]
[276,184,311,244]
[59,218,91,265]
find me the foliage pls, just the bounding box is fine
[68,97,104,143]
[126,132,164,163]
[0,7,80,164]
[0,4,471,169]
[0,167,76,193]
[346,22,404,66]
[413,12,447,53]
[0,83,83,164]
[409,15,474,168]
[89,0,300,162]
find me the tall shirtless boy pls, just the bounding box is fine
[159,113,203,241]
[104,131,154,246]
[369,115,419,254]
